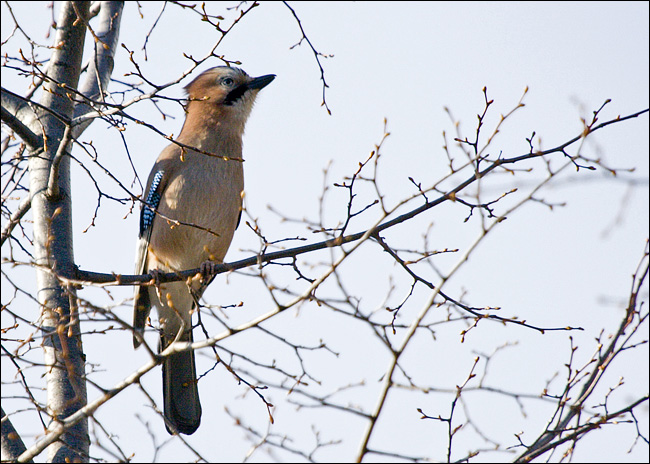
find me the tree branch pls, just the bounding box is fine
[68,107,648,287]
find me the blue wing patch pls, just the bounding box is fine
[139,170,164,238]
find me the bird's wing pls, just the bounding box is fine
[133,166,168,347]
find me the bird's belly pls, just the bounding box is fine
[149,168,243,272]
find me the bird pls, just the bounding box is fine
[132,66,275,435]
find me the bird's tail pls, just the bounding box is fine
[161,330,202,435]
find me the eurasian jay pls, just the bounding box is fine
[133,67,275,435]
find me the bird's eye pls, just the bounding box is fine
[221,77,235,87]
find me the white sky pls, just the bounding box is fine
[2,2,649,463]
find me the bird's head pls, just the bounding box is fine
[184,66,275,119]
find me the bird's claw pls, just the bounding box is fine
[149,268,164,286]
[199,260,220,282]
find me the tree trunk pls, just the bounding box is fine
[29,2,90,461]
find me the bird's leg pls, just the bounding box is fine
[150,268,166,304]
[199,260,222,283]
[148,268,164,285]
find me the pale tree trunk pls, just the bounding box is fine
[31,2,90,460]
[0,2,123,462]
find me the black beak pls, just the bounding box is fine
[247,74,276,91]
[224,74,275,106]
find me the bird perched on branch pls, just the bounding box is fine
[133,66,275,435]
